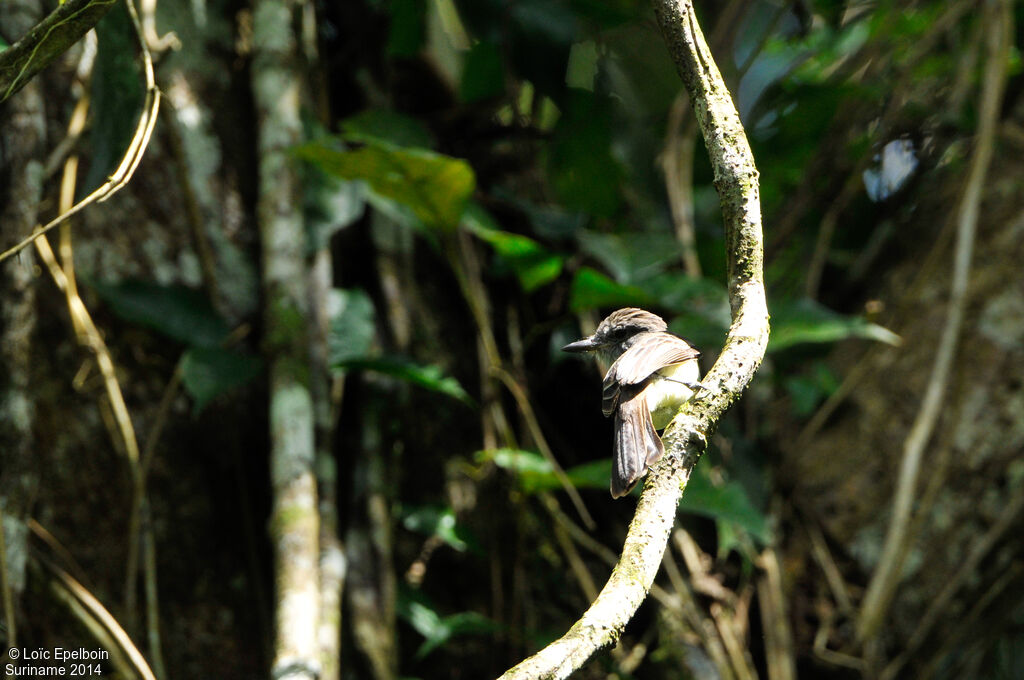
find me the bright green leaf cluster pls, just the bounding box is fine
[294,139,475,233]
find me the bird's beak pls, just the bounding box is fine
[562,337,600,353]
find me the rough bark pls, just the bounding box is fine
[0,0,46,645]
[251,0,320,677]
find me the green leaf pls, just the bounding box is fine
[340,109,435,148]
[678,464,770,544]
[576,230,681,284]
[82,2,144,196]
[90,279,230,348]
[300,119,367,252]
[784,361,840,416]
[181,347,263,414]
[569,267,658,312]
[328,288,376,364]
[463,204,564,291]
[336,357,473,406]
[566,40,598,91]
[460,41,505,103]
[769,298,901,352]
[397,592,498,659]
[645,272,731,350]
[294,139,475,232]
[478,449,612,494]
[477,448,556,493]
[401,505,472,552]
[641,273,730,318]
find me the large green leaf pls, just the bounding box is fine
[181,347,263,414]
[301,115,367,252]
[294,139,475,232]
[90,279,230,348]
[82,2,144,195]
[563,459,613,490]
[769,298,900,352]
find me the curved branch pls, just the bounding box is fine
[497,2,768,678]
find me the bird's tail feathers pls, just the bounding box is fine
[612,397,664,498]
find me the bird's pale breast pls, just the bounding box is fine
[646,361,701,430]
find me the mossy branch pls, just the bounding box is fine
[0,0,117,103]
[496,2,768,678]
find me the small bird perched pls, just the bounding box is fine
[563,308,703,498]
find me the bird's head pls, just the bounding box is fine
[562,308,668,359]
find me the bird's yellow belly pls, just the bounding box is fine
[646,361,701,430]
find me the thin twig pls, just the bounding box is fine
[661,95,702,276]
[141,505,167,679]
[492,367,595,530]
[757,546,796,680]
[37,553,158,680]
[34,237,142,468]
[812,609,864,671]
[660,549,737,680]
[674,530,755,680]
[28,0,166,665]
[803,517,853,614]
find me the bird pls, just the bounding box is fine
[563,308,704,498]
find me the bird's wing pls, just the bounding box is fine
[601,332,700,417]
[611,396,663,498]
